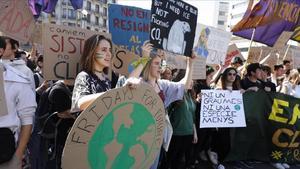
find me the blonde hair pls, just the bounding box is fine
[288,69,299,82]
[142,55,161,82]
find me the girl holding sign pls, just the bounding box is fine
[126,42,195,169]
[209,67,241,169]
[71,35,112,112]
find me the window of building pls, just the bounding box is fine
[68,9,76,19]
[62,8,67,18]
[219,11,226,16]
[87,1,91,10]
[87,14,91,23]
[233,2,247,9]
[220,2,229,5]
[103,19,107,27]
[103,8,107,16]
[95,16,99,25]
[96,4,100,13]
[68,23,76,27]
[218,20,225,25]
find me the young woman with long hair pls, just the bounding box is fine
[209,67,241,169]
[126,43,194,169]
[71,34,112,112]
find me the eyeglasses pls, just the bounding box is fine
[228,73,237,76]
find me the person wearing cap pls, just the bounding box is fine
[230,56,244,69]
[240,63,264,91]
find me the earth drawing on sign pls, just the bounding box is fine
[88,102,156,169]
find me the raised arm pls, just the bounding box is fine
[179,56,194,89]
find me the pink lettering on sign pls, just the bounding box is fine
[0,0,35,42]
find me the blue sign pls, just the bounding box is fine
[108,4,150,56]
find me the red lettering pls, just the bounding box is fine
[121,7,134,17]
[50,35,60,53]
[121,20,126,30]
[61,36,64,53]
[0,0,33,40]
[10,11,33,38]
[68,37,76,54]
[113,18,120,28]
[136,9,143,19]
[77,38,85,54]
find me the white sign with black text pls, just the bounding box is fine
[200,90,246,128]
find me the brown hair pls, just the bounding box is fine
[221,67,241,90]
[80,34,112,73]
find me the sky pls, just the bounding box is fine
[117,0,222,26]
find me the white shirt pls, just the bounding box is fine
[0,63,36,136]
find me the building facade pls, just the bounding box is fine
[216,1,230,30]
[39,0,116,32]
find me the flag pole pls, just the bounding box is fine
[282,44,291,61]
[247,28,256,63]
[257,46,263,61]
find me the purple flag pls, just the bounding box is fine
[69,0,83,10]
[232,0,300,46]
[28,0,83,17]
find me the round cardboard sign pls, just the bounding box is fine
[62,85,165,169]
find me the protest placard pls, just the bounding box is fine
[273,31,293,49]
[31,23,43,44]
[224,44,243,67]
[200,90,246,128]
[0,65,8,117]
[42,23,111,80]
[62,85,165,169]
[109,4,150,56]
[192,57,206,80]
[224,44,244,67]
[291,48,300,69]
[0,0,35,42]
[247,46,271,63]
[164,52,186,69]
[150,0,198,57]
[194,24,232,64]
[112,45,140,76]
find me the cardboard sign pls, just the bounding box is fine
[224,44,243,67]
[42,23,111,80]
[62,85,165,169]
[150,0,198,56]
[291,48,300,69]
[31,24,43,44]
[112,45,140,77]
[247,46,271,63]
[165,52,186,69]
[0,0,35,42]
[273,31,293,49]
[194,24,232,64]
[192,57,206,80]
[200,90,246,128]
[0,65,8,117]
[108,4,150,56]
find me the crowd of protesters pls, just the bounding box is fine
[0,33,300,169]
